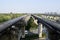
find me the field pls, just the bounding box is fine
[0,13,25,23]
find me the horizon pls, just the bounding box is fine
[0,0,60,14]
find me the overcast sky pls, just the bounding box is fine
[0,0,60,13]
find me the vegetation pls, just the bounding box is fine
[0,13,25,23]
[42,32,47,38]
[25,34,38,40]
[25,17,37,30]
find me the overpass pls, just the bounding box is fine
[32,15,60,40]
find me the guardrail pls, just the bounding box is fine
[32,15,60,34]
[0,15,27,36]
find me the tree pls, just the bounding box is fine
[26,17,37,30]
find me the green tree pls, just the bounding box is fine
[26,17,37,30]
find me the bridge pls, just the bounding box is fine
[0,14,60,40]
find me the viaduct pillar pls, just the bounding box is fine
[38,23,43,38]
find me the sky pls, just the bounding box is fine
[0,0,60,13]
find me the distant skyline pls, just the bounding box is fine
[0,0,60,14]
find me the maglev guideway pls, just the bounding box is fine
[32,15,60,34]
[0,15,27,33]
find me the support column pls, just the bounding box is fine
[18,26,25,40]
[21,26,25,38]
[18,29,22,40]
[38,23,43,38]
